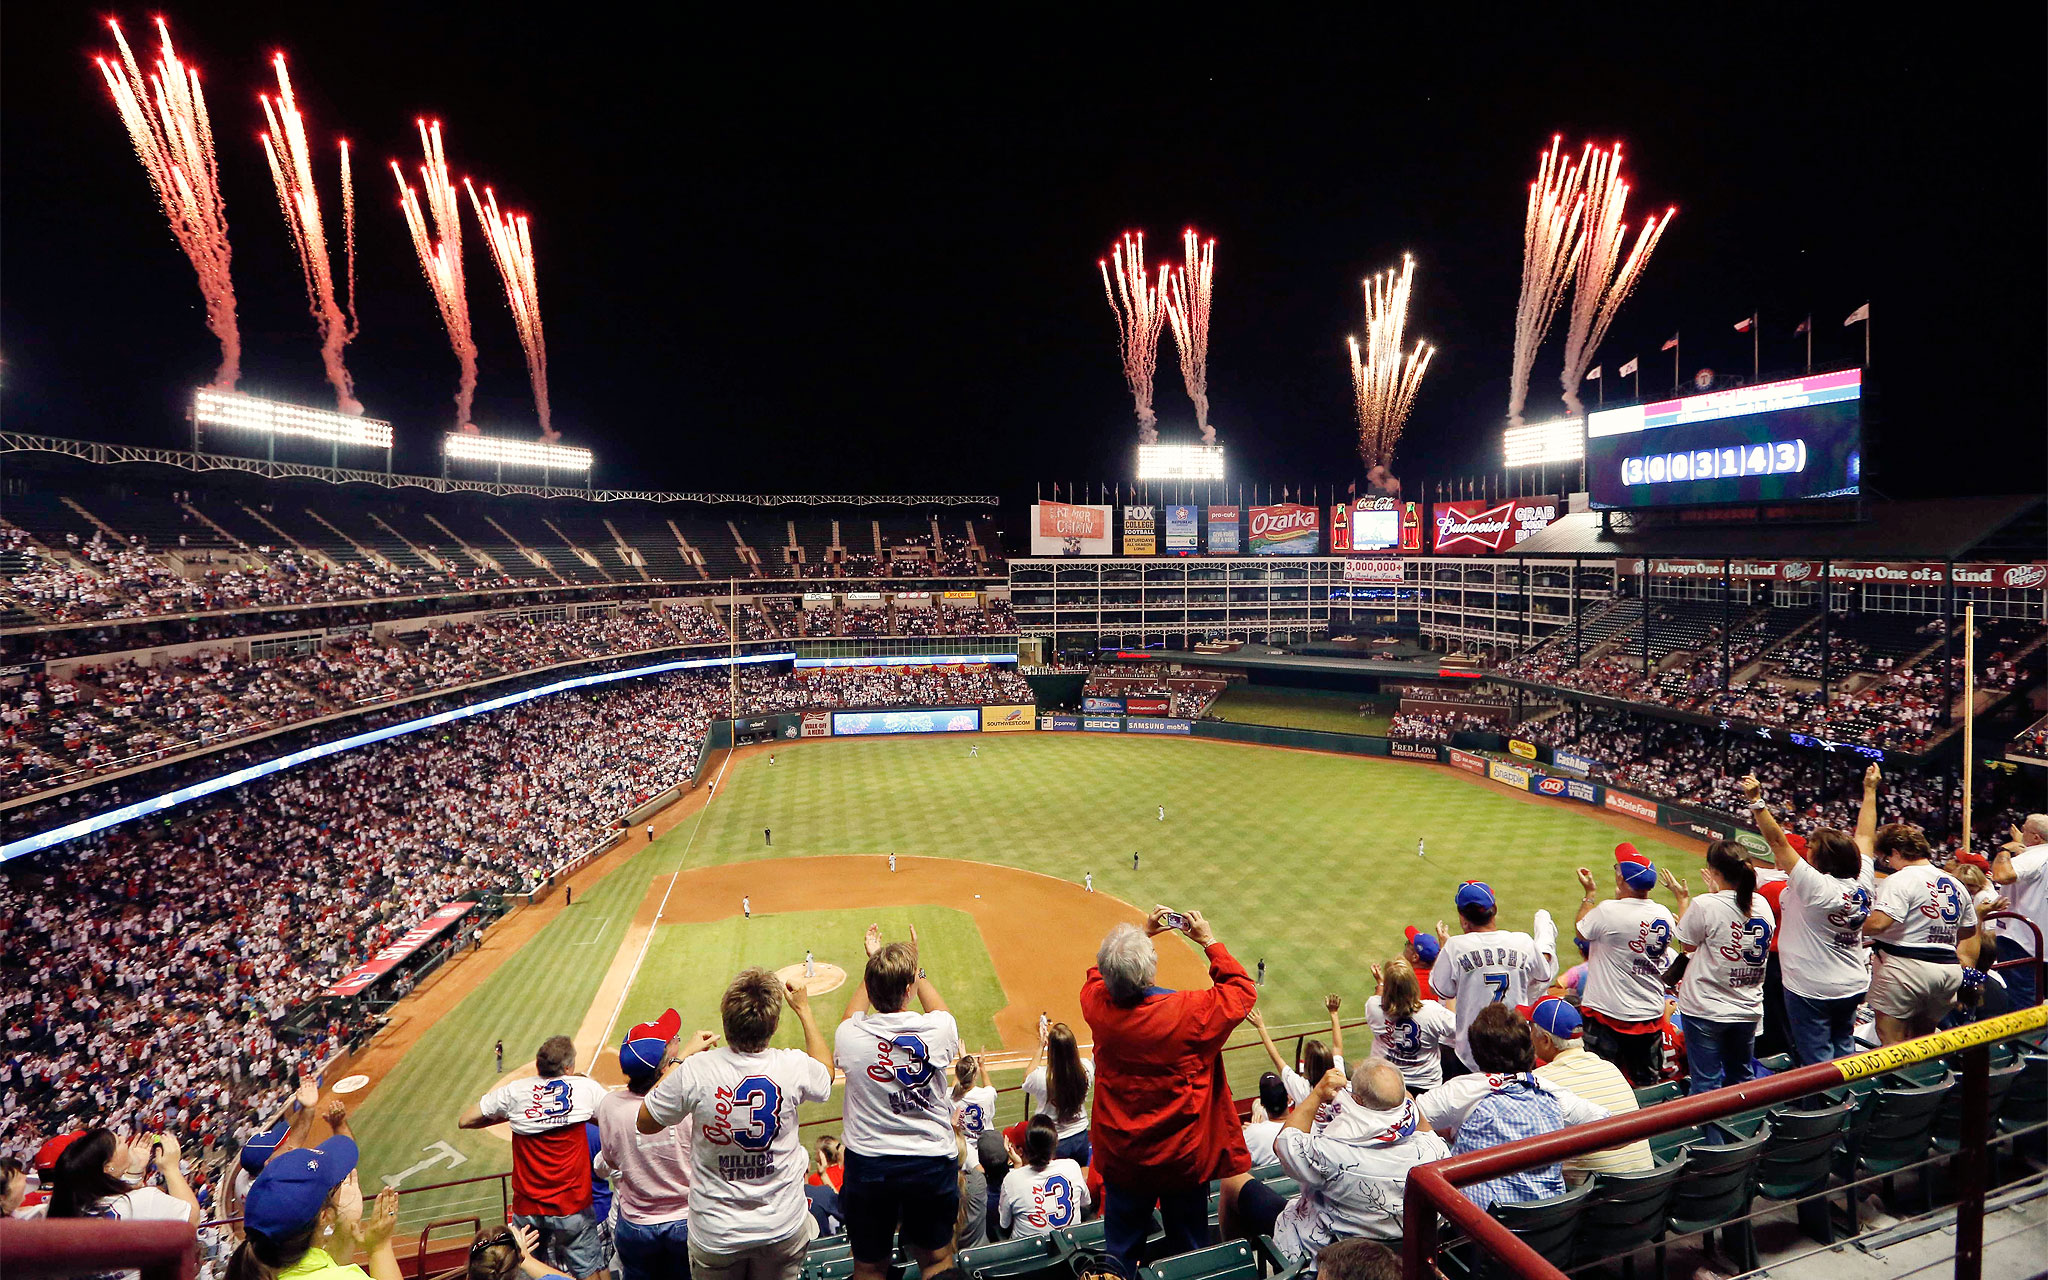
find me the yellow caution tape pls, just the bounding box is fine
[1833,1005,2048,1081]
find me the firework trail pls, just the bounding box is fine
[1507,136,1587,428]
[466,180,552,440]
[1098,232,1170,445]
[341,140,357,340]
[96,18,240,388]
[392,121,478,431]
[259,54,361,414]
[1346,255,1435,468]
[1164,228,1217,444]
[1558,142,1673,416]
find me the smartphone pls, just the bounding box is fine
[1160,910,1190,932]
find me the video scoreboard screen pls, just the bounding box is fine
[1586,369,1862,510]
[1351,504,1400,550]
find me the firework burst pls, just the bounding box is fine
[392,120,478,431]
[1099,231,1170,445]
[259,54,361,414]
[466,180,552,440]
[1347,255,1435,468]
[96,18,240,388]
[1558,142,1673,416]
[1164,228,1216,444]
[1507,136,1587,428]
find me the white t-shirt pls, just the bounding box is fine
[1997,846,2048,954]
[1243,1119,1282,1167]
[1870,863,1977,958]
[643,1046,834,1251]
[1779,857,1875,1000]
[1272,1105,1452,1267]
[1674,891,1777,1025]
[1577,897,1680,1022]
[995,1158,1091,1236]
[834,1009,961,1158]
[1363,997,1456,1091]
[1430,930,1556,1069]
[78,1187,195,1280]
[1021,1058,1094,1139]
[954,1084,998,1141]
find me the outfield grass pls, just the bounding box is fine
[614,906,1007,1058]
[1208,686,1394,736]
[349,732,1700,1224]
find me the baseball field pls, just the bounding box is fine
[335,730,1706,1235]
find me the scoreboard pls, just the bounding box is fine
[1586,369,1862,510]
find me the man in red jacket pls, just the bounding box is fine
[1081,906,1257,1273]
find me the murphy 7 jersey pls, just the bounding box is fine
[1430,930,1554,1069]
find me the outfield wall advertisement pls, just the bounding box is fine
[1029,502,1114,555]
[1083,716,1123,732]
[1125,717,1192,735]
[1083,696,1125,714]
[1039,714,1080,731]
[980,705,1036,732]
[833,708,982,736]
[801,711,831,737]
[1125,697,1169,716]
[1390,740,1441,761]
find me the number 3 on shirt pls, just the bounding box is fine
[1043,1175,1077,1228]
[535,1078,573,1118]
[1484,973,1510,1003]
[730,1076,782,1151]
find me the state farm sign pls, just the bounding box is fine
[1431,498,1560,554]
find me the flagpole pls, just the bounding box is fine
[1865,309,1872,366]
[1673,335,1681,391]
[1806,320,1812,374]
[1751,313,1759,383]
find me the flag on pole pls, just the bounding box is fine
[1585,366,1602,381]
[1844,303,1869,326]
[1733,315,1755,332]
[1794,316,1811,334]
[1660,334,1679,351]
[1619,357,1638,377]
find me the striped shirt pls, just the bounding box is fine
[1533,1044,1652,1180]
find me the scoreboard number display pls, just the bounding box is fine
[1588,368,1862,509]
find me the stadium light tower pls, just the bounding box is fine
[192,389,394,470]
[1501,416,1585,492]
[441,431,594,490]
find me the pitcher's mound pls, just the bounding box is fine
[775,962,847,996]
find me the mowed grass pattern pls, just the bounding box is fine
[348,732,1700,1226]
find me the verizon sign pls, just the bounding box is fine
[1431,498,1560,554]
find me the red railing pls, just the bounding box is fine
[0,1218,197,1280]
[1985,909,2044,997]
[1401,1003,2048,1280]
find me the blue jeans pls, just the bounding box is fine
[1055,1129,1092,1166]
[1996,936,2039,1009]
[613,1215,688,1280]
[1685,1018,1756,1095]
[1783,989,1863,1066]
[512,1210,605,1278]
[1102,1182,1207,1275]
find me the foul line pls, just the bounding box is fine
[569,915,612,947]
[587,749,737,1071]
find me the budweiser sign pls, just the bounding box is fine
[1248,503,1319,554]
[1429,498,1561,554]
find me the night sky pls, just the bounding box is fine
[4,9,2042,507]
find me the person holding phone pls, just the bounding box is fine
[1082,905,1257,1272]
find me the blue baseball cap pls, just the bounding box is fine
[1454,881,1496,912]
[1403,925,1440,964]
[621,1008,681,1077]
[239,1120,290,1174]
[244,1135,358,1240]
[1520,998,1583,1039]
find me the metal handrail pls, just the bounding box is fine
[1984,909,2045,1000]
[1401,1003,2048,1280]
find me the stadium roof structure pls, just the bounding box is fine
[1511,495,2045,562]
[0,431,998,508]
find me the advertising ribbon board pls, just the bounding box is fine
[1487,760,1532,790]
[1390,740,1441,761]
[1447,748,1487,775]
[1125,717,1192,735]
[327,903,476,996]
[1039,714,1080,731]
[1030,502,1115,555]
[1553,749,1598,776]
[800,711,832,737]
[1603,790,1660,823]
[1082,717,1124,733]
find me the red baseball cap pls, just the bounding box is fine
[33,1132,85,1175]
[628,1008,682,1044]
